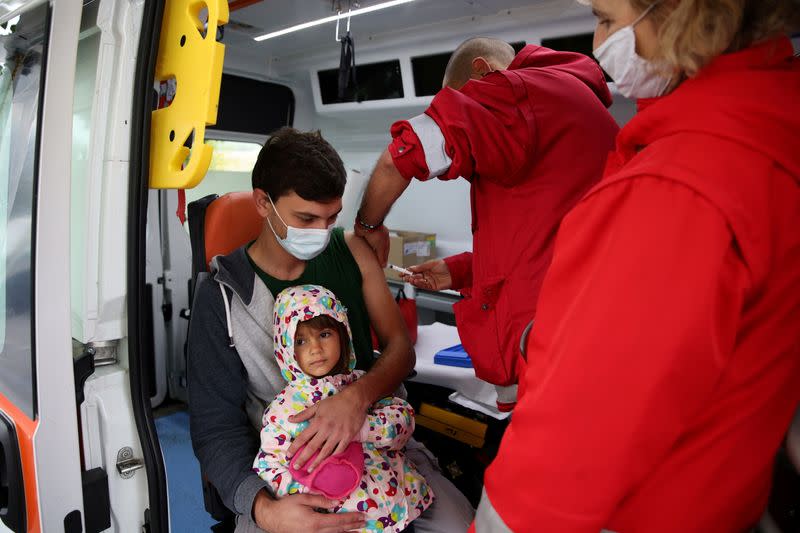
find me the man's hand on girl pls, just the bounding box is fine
[253,490,365,533]
[287,386,369,472]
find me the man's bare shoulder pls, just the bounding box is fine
[344,231,381,274]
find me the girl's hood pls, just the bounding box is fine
[273,284,356,384]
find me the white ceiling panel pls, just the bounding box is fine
[226,1,576,53]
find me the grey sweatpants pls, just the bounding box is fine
[235,438,475,533]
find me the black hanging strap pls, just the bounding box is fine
[338,30,357,101]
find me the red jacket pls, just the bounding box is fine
[389,45,619,386]
[477,38,800,532]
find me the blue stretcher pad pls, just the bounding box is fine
[434,344,473,368]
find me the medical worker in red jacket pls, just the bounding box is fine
[474,1,800,531]
[355,38,619,409]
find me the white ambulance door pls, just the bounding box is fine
[0,0,86,531]
[69,0,165,528]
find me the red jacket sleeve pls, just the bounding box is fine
[482,177,747,532]
[443,252,473,291]
[388,123,428,181]
[389,76,533,186]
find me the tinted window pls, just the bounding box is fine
[411,51,450,97]
[209,74,295,136]
[318,59,403,104]
[412,41,526,96]
[0,4,49,418]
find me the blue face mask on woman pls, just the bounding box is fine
[266,195,333,260]
[593,1,672,99]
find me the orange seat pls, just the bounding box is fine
[186,190,263,525]
[201,191,263,268]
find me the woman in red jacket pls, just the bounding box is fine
[475,1,800,532]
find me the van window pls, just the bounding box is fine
[184,140,261,207]
[70,24,101,339]
[411,51,452,96]
[412,41,526,96]
[318,59,403,104]
[0,3,49,418]
[209,74,295,136]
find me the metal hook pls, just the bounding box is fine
[335,7,352,42]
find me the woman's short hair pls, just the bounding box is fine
[632,0,800,77]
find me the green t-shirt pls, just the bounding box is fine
[247,227,374,370]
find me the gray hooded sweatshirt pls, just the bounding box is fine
[187,247,284,517]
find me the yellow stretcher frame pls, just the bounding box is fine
[150,0,228,189]
[415,403,488,448]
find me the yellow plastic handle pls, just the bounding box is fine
[150,0,229,189]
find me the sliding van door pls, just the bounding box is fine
[0,0,85,531]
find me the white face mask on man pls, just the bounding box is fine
[266,194,333,261]
[593,1,672,99]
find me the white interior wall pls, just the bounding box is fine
[315,97,637,258]
[321,120,474,256]
[225,6,641,257]
[293,14,638,257]
[290,78,315,130]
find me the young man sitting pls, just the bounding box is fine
[188,127,474,533]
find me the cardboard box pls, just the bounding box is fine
[384,230,436,281]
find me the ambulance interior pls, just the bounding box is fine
[144,1,641,529]
[6,0,793,530]
[145,0,800,530]
[138,1,800,530]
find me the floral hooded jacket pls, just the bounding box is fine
[253,285,434,533]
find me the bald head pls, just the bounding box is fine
[443,37,516,89]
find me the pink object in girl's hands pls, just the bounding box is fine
[288,441,364,499]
